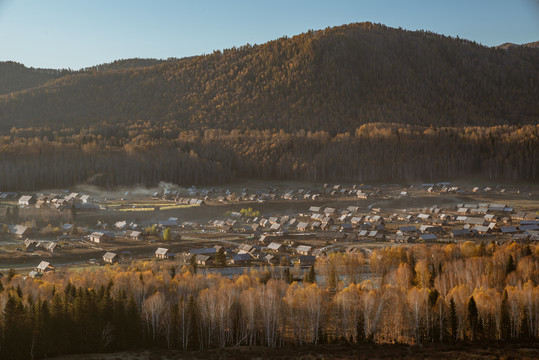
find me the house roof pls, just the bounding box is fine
[296,245,312,253]
[420,233,437,240]
[103,252,117,260]
[268,242,283,250]
[195,254,211,262]
[398,226,418,232]
[232,254,251,261]
[155,248,170,255]
[451,229,471,236]
[10,225,29,235]
[37,261,51,270]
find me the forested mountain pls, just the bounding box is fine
[1,22,539,133]
[81,58,171,72]
[0,61,70,95]
[0,23,538,189]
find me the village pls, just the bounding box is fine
[0,181,538,280]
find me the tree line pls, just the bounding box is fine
[0,123,536,190]
[1,242,539,359]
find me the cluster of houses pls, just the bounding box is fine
[28,261,55,279]
[14,192,99,211]
[153,183,384,204]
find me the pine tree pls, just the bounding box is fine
[501,289,510,340]
[187,295,199,350]
[189,255,198,274]
[305,265,316,283]
[328,264,337,290]
[450,298,457,341]
[12,206,19,222]
[215,248,227,267]
[5,206,11,222]
[283,267,292,284]
[506,254,516,275]
[7,268,16,281]
[467,296,478,341]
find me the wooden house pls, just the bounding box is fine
[103,252,119,264]
[36,261,54,273]
[195,254,213,266]
[155,247,174,259]
[89,232,112,243]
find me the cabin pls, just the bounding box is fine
[466,217,489,226]
[18,195,36,206]
[238,244,256,254]
[231,253,252,265]
[188,248,217,257]
[264,254,278,264]
[36,261,54,273]
[28,270,42,279]
[258,235,271,245]
[472,225,491,234]
[155,247,174,259]
[298,255,316,267]
[500,226,519,234]
[417,214,432,221]
[397,226,419,236]
[45,242,61,253]
[89,232,112,243]
[10,225,32,239]
[297,222,309,232]
[324,207,336,216]
[296,245,312,255]
[267,242,284,253]
[195,254,213,266]
[420,225,443,234]
[312,248,328,259]
[419,233,437,242]
[126,230,143,240]
[102,252,119,264]
[24,239,37,251]
[451,229,471,238]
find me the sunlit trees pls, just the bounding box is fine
[2,242,539,359]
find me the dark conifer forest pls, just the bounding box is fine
[0,22,538,190]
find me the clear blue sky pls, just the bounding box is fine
[1,0,538,70]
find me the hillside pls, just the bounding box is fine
[1,22,539,133]
[0,61,71,95]
[0,23,537,189]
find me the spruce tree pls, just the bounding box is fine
[501,290,511,340]
[215,247,227,266]
[305,265,316,283]
[506,254,516,275]
[328,264,337,290]
[467,296,478,341]
[450,298,457,340]
[187,295,199,350]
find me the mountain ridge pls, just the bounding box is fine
[1,22,538,134]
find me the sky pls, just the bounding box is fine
[0,0,538,70]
